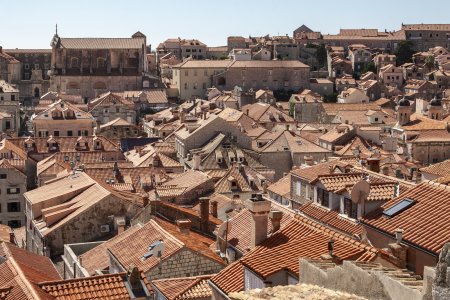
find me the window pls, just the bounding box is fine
[34,64,40,70]
[7,188,20,194]
[67,130,73,136]
[204,70,208,76]
[4,121,8,130]
[202,83,206,89]
[11,95,15,101]
[25,64,29,70]
[343,198,357,219]
[383,198,415,218]
[0,174,6,179]
[8,220,21,228]
[374,117,379,122]
[185,70,189,76]
[284,81,289,87]
[7,202,20,212]
[54,130,60,137]
[184,82,188,90]
[317,188,329,208]
[193,83,197,90]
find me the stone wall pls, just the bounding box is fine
[146,248,224,280]
[299,259,429,300]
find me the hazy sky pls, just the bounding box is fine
[2,0,450,49]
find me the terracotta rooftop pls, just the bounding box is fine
[267,174,291,199]
[362,181,450,254]
[152,275,212,300]
[58,37,145,49]
[79,225,142,275]
[0,243,61,300]
[89,92,134,110]
[108,218,224,274]
[211,214,378,294]
[420,159,450,177]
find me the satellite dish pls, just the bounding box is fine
[351,179,370,204]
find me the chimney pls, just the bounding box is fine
[395,228,404,244]
[269,210,283,234]
[246,194,271,248]
[176,219,192,234]
[387,229,408,268]
[180,111,186,123]
[382,166,389,176]
[116,217,126,235]
[192,154,201,170]
[211,200,218,218]
[304,155,313,166]
[199,197,210,233]
[9,232,15,244]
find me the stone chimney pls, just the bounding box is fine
[116,217,126,235]
[192,154,201,170]
[199,197,210,233]
[211,200,218,218]
[176,219,192,234]
[246,194,272,248]
[9,232,15,244]
[304,155,313,166]
[269,210,283,234]
[386,228,408,268]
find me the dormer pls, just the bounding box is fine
[51,109,62,119]
[93,136,102,150]
[228,176,238,190]
[24,137,36,152]
[76,136,88,150]
[47,136,58,152]
[64,108,75,119]
[215,150,223,164]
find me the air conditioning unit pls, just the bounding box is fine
[100,225,110,233]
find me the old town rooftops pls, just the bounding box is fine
[362,181,450,254]
[152,275,212,300]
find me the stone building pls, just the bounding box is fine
[2,48,51,102]
[172,59,310,100]
[32,99,96,137]
[96,117,142,139]
[157,38,207,60]
[403,24,450,51]
[0,159,27,228]
[24,171,142,256]
[0,48,21,83]
[0,80,20,133]
[88,92,136,124]
[49,31,148,99]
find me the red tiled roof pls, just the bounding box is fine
[420,159,450,177]
[211,215,378,294]
[39,273,131,299]
[152,275,212,300]
[298,202,362,236]
[362,181,450,254]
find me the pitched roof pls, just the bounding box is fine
[267,174,291,199]
[32,100,94,121]
[211,215,378,294]
[89,92,134,110]
[0,243,61,300]
[39,273,139,300]
[420,159,450,177]
[152,275,212,300]
[108,218,223,274]
[59,37,145,49]
[79,225,142,275]
[362,181,450,254]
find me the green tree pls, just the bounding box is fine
[362,61,377,74]
[316,44,327,68]
[425,55,435,70]
[395,41,415,66]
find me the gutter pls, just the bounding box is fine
[208,279,231,300]
[361,221,438,258]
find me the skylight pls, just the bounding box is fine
[382,198,415,218]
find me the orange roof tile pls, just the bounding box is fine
[152,275,212,300]
[420,159,450,177]
[39,273,132,299]
[362,181,450,254]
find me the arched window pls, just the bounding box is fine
[34,87,40,98]
[71,57,79,68]
[97,57,106,68]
